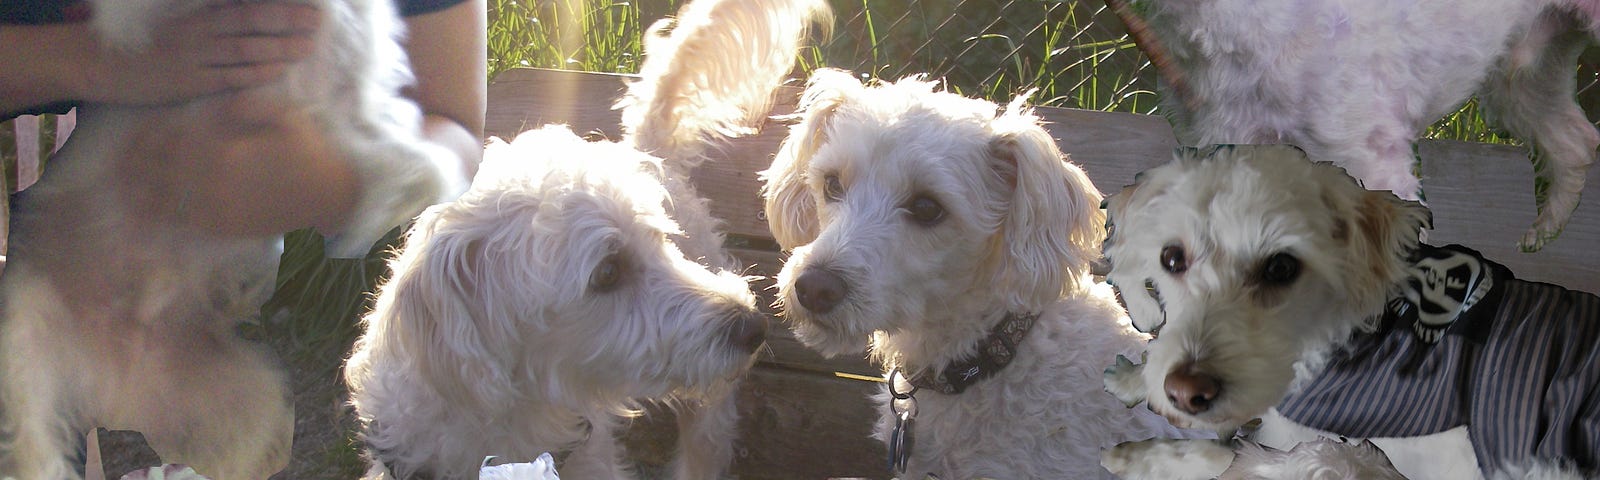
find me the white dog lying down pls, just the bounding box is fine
[0,1,465,478]
[1123,0,1600,251]
[761,70,1201,479]
[341,0,830,479]
[1099,145,1599,480]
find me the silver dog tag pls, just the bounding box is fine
[889,405,914,474]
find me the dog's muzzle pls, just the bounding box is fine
[725,310,769,353]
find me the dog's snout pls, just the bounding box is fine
[1163,365,1222,415]
[794,269,847,313]
[726,311,769,353]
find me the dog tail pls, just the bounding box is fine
[617,0,832,167]
[1101,0,1198,113]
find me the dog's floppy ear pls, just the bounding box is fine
[987,96,1106,308]
[1320,162,1433,308]
[760,68,860,249]
[364,204,517,411]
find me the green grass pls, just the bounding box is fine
[488,0,676,78]
[480,0,1538,140]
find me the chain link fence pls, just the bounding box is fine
[815,0,1158,113]
[795,0,1600,138]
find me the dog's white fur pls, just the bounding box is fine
[343,127,763,479]
[761,70,1196,479]
[1104,436,1409,480]
[1135,0,1600,251]
[341,1,831,478]
[0,1,465,478]
[1098,145,1586,480]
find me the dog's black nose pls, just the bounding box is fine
[794,269,847,313]
[727,311,769,353]
[1164,366,1222,415]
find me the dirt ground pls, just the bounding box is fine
[97,317,366,480]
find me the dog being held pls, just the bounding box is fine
[1100,145,1599,479]
[341,1,831,478]
[0,1,466,478]
[761,70,1200,479]
[1117,0,1600,251]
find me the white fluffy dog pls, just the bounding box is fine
[761,70,1196,479]
[341,1,830,479]
[0,1,464,478]
[1099,145,1598,480]
[1124,0,1600,251]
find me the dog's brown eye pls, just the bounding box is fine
[906,195,945,226]
[1260,253,1301,285]
[1160,245,1187,274]
[590,254,624,292]
[823,174,844,203]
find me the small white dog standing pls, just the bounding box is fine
[0,1,465,479]
[1098,145,1599,480]
[341,0,831,479]
[761,70,1198,479]
[1118,0,1600,251]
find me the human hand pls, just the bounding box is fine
[71,1,322,106]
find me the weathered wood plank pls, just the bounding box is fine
[487,67,1600,294]
[485,68,632,141]
[619,366,889,480]
[730,366,886,480]
[1416,140,1600,292]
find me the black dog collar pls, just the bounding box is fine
[904,312,1039,395]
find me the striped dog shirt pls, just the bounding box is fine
[1277,244,1600,474]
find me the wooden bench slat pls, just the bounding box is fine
[619,366,887,479]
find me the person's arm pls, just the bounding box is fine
[266,0,487,234]
[0,2,321,115]
[401,0,488,180]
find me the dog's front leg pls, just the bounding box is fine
[1,292,84,480]
[561,422,635,480]
[669,382,741,480]
[1104,353,1148,407]
[1102,438,1234,480]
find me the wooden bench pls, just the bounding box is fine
[485,67,1600,478]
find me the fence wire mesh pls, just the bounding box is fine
[488,0,1600,142]
[815,0,1158,113]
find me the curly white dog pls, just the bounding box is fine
[1126,0,1600,251]
[341,1,830,479]
[1099,145,1598,480]
[761,70,1199,479]
[0,1,464,478]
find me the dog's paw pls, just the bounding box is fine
[120,465,210,480]
[1518,219,1565,253]
[1104,354,1147,408]
[1103,439,1233,480]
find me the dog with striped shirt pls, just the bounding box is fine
[1098,145,1598,480]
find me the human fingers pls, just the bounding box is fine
[203,2,322,38]
[196,34,317,67]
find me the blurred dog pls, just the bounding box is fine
[1099,145,1597,480]
[1120,0,1600,251]
[0,0,464,478]
[342,0,830,478]
[761,70,1196,479]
